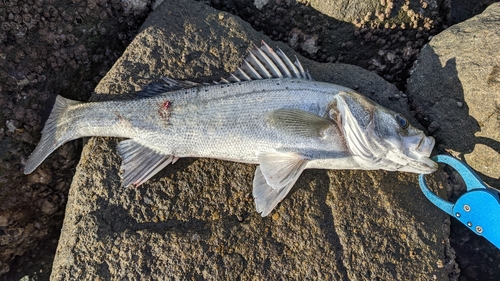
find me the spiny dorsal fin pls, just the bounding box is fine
[227,41,312,82]
[136,42,312,97]
[135,77,201,98]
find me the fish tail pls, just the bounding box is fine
[24,95,82,174]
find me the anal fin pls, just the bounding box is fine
[117,139,177,187]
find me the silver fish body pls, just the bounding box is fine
[64,80,354,163]
[25,42,437,216]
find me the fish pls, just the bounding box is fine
[24,42,437,217]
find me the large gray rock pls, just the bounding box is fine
[407,3,500,185]
[297,0,445,28]
[50,0,452,279]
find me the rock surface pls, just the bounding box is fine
[50,0,453,279]
[407,3,500,279]
[211,0,445,89]
[297,0,445,27]
[0,0,150,277]
[407,2,500,185]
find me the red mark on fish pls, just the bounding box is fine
[161,100,171,110]
[158,100,172,120]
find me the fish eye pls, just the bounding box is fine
[395,113,409,129]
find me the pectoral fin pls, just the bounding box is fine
[117,140,178,187]
[266,109,333,138]
[252,152,308,216]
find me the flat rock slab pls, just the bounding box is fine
[51,0,451,279]
[407,3,500,185]
[296,0,444,26]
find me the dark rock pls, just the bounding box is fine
[0,0,151,277]
[407,2,500,184]
[297,0,445,28]
[407,3,500,280]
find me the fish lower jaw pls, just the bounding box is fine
[418,156,439,173]
[305,157,361,170]
[395,156,438,174]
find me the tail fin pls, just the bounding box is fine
[24,95,82,174]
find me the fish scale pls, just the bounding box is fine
[161,81,344,158]
[25,42,437,216]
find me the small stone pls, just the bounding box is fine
[6,120,17,132]
[254,0,269,10]
[300,36,320,54]
[288,29,300,48]
[41,200,56,215]
[457,101,463,107]
[28,169,52,184]
[0,214,9,227]
[143,196,152,205]
[427,121,440,134]
[386,52,396,62]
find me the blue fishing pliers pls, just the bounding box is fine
[419,155,500,249]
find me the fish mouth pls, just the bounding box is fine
[415,134,435,157]
[401,134,438,174]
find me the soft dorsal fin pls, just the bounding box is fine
[227,41,312,82]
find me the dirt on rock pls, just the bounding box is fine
[0,0,150,278]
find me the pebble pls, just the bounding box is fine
[143,197,153,205]
[5,120,17,132]
[300,36,320,54]
[41,200,56,215]
[254,0,269,10]
[0,214,9,227]
[28,169,52,185]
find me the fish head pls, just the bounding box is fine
[330,91,437,174]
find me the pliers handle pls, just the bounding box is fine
[419,155,500,249]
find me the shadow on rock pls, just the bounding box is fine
[408,47,500,187]
[91,197,211,237]
[407,5,500,279]
[210,0,446,89]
